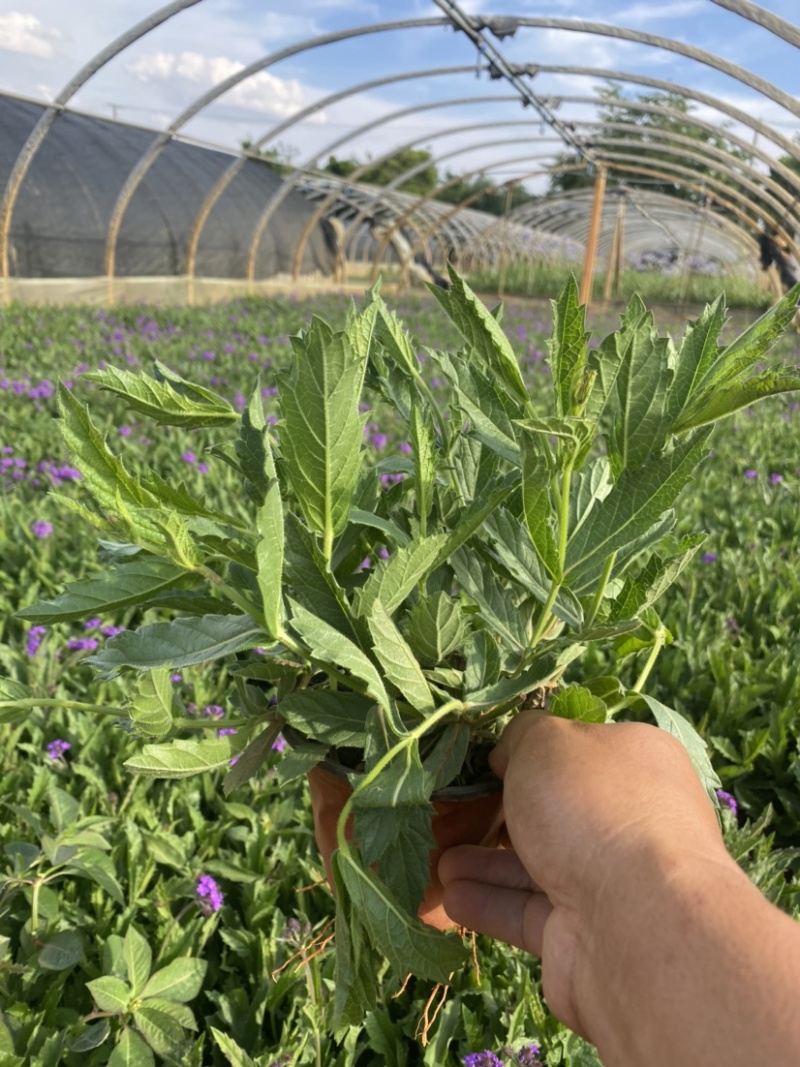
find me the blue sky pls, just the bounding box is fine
[1,0,798,193]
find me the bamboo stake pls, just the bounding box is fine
[579,163,607,308]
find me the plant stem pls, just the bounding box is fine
[585,551,617,627]
[335,700,463,853]
[0,698,123,717]
[30,879,41,937]
[529,581,560,649]
[632,626,666,693]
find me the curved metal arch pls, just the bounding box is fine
[508,187,756,262]
[183,63,481,295]
[365,151,560,283]
[0,0,201,294]
[709,0,800,49]
[508,18,800,122]
[102,16,451,281]
[524,63,800,169]
[404,163,763,287]
[558,96,800,207]
[413,139,785,273]
[282,117,561,282]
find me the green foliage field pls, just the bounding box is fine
[1,290,799,1066]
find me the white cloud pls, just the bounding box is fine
[0,11,59,57]
[126,50,320,120]
[611,1,705,23]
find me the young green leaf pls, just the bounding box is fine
[451,547,529,652]
[211,1028,259,1067]
[330,853,378,1033]
[279,689,372,747]
[256,468,285,640]
[38,930,85,971]
[667,296,726,422]
[547,276,591,417]
[89,614,264,675]
[356,536,449,620]
[288,600,391,710]
[85,364,236,428]
[140,957,207,1003]
[334,847,468,980]
[108,1028,154,1067]
[673,369,800,433]
[67,850,125,906]
[87,976,132,1014]
[122,927,152,994]
[637,694,721,803]
[133,1005,186,1058]
[422,722,470,790]
[124,737,240,779]
[284,512,361,643]
[279,316,366,556]
[565,428,712,587]
[16,558,195,624]
[352,738,436,914]
[367,601,435,715]
[430,350,520,465]
[519,432,560,581]
[406,591,466,665]
[235,386,270,505]
[550,685,607,723]
[462,654,563,712]
[410,402,436,532]
[222,721,283,795]
[127,668,176,739]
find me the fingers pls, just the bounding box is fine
[439,844,541,893]
[442,878,553,954]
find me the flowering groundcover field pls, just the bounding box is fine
[1,291,799,1066]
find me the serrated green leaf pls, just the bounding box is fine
[463,654,564,712]
[38,930,84,971]
[483,509,583,628]
[451,547,528,652]
[349,508,410,547]
[127,668,175,739]
[637,694,721,803]
[547,276,591,417]
[256,473,285,640]
[278,689,372,747]
[430,350,520,465]
[284,513,359,640]
[133,1005,186,1057]
[411,402,436,531]
[89,614,264,675]
[289,600,390,709]
[368,601,434,715]
[86,364,235,428]
[609,534,706,621]
[372,295,420,378]
[222,721,282,795]
[667,296,726,421]
[331,853,378,1034]
[346,293,381,362]
[141,957,206,1003]
[280,316,366,553]
[334,847,468,980]
[274,741,328,785]
[568,457,614,541]
[124,737,239,779]
[356,536,448,620]
[234,385,269,505]
[430,266,529,408]
[123,928,152,994]
[352,737,436,914]
[550,685,607,723]
[16,558,194,624]
[519,432,559,581]
[86,976,131,1014]
[565,429,712,586]
[57,384,157,517]
[437,471,517,561]
[67,849,125,905]
[406,591,466,665]
[608,315,673,477]
[210,1028,259,1067]
[423,723,470,790]
[674,370,800,432]
[108,1028,154,1067]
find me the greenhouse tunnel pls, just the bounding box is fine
[0,0,798,305]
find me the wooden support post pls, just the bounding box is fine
[579,163,607,308]
[602,199,623,304]
[612,197,625,298]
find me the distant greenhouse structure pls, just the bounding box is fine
[1,0,799,305]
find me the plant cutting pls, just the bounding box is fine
[6,268,800,1032]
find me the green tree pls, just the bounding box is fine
[324,149,439,196]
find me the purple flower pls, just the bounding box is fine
[716,789,738,815]
[84,618,102,630]
[358,557,371,570]
[744,469,758,480]
[702,552,717,564]
[197,462,209,475]
[399,441,413,454]
[67,637,99,652]
[770,473,784,484]
[102,625,126,638]
[181,452,196,465]
[515,1045,541,1066]
[31,520,53,539]
[171,673,183,683]
[119,425,132,437]
[203,704,225,720]
[26,626,46,658]
[46,739,71,760]
[216,727,237,737]
[196,873,224,913]
[272,733,287,753]
[370,432,388,450]
[378,546,390,560]
[464,1053,504,1067]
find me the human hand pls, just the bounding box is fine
[439,711,730,1034]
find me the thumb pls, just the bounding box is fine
[489,709,550,778]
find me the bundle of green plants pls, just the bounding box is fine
[4,268,800,1039]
